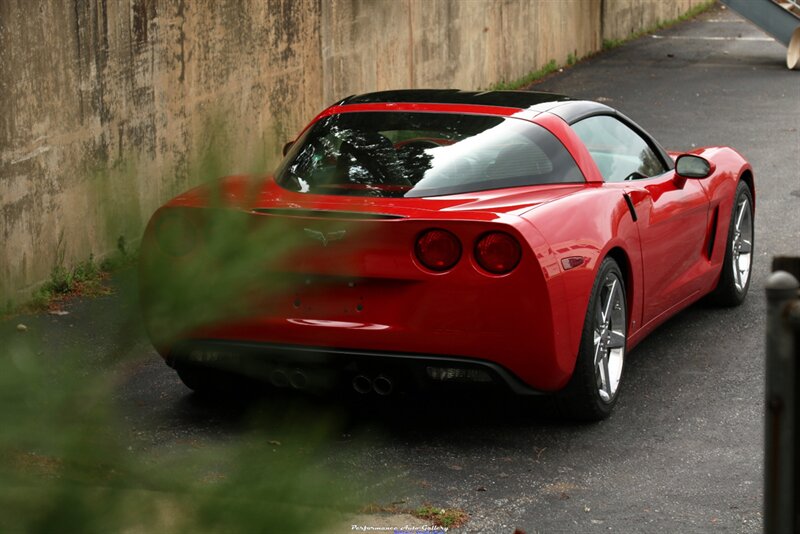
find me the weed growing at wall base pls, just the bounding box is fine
[567,51,577,66]
[485,0,716,91]
[26,251,129,313]
[413,505,469,529]
[603,0,716,50]
[488,60,559,91]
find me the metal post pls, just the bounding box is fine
[764,265,800,534]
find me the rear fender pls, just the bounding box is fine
[522,186,644,368]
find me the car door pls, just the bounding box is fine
[571,115,710,327]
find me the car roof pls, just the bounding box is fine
[335,89,615,123]
[337,89,567,108]
[328,89,673,172]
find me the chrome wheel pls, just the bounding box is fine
[731,195,753,293]
[593,272,626,403]
[557,257,627,421]
[707,181,754,307]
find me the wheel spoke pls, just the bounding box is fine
[602,279,617,323]
[735,199,747,231]
[596,298,606,326]
[738,239,752,254]
[588,268,627,406]
[731,195,752,292]
[739,264,749,282]
[601,356,612,399]
[595,347,608,394]
[593,334,604,366]
[606,330,626,350]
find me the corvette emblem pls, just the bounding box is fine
[304,228,347,246]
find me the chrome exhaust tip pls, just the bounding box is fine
[289,369,308,390]
[352,374,372,394]
[373,375,393,396]
[270,368,289,388]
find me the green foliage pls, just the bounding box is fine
[674,0,716,25]
[488,60,558,91]
[15,227,136,314]
[603,0,716,50]
[567,51,577,66]
[99,236,138,273]
[139,204,322,346]
[602,38,624,51]
[32,252,108,310]
[0,334,353,533]
[413,505,469,529]
[486,0,714,89]
[1,109,358,532]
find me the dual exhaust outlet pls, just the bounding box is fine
[269,368,394,396]
[269,368,308,390]
[352,374,394,396]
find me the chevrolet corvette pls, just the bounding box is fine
[140,90,754,420]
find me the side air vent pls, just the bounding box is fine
[705,205,720,259]
[251,208,406,220]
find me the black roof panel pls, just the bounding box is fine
[338,89,571,110]
[545,100,616,123]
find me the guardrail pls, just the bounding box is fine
[764,256,800,533]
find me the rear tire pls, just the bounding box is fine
[557,257,627,421]
[706,180,754,307]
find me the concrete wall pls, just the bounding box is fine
[319,0,602,101]
[0,0,708,304]
[602,0,707,42]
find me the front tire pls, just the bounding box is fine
[707,180,754,307]
[557,257,627,421]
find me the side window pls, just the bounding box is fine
[571,116,667,182]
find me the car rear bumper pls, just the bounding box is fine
[167,339,545,396]
[141,207,583,393]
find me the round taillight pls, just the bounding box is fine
[415,229,462,272]
[475,232,521,274]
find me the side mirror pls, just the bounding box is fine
[282,141,295,157]
[675,154,714,179]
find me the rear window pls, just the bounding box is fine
[276,112,584,198]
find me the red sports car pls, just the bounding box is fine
[140,90,754,420]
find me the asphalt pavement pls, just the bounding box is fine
[3,4,799,533]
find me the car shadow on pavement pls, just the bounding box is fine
[157,290,762,449]
[167,381,574,440]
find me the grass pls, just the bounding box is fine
[413,505,469,529]
[360,502,470,530]
[12,234,138,315]
[487,0,716,91]
[43,256,103,296]
[566,51,577,66]
[603,0,716,50]
[25,257,108,313]
[488,59,559,91]
[27,256,124,312]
